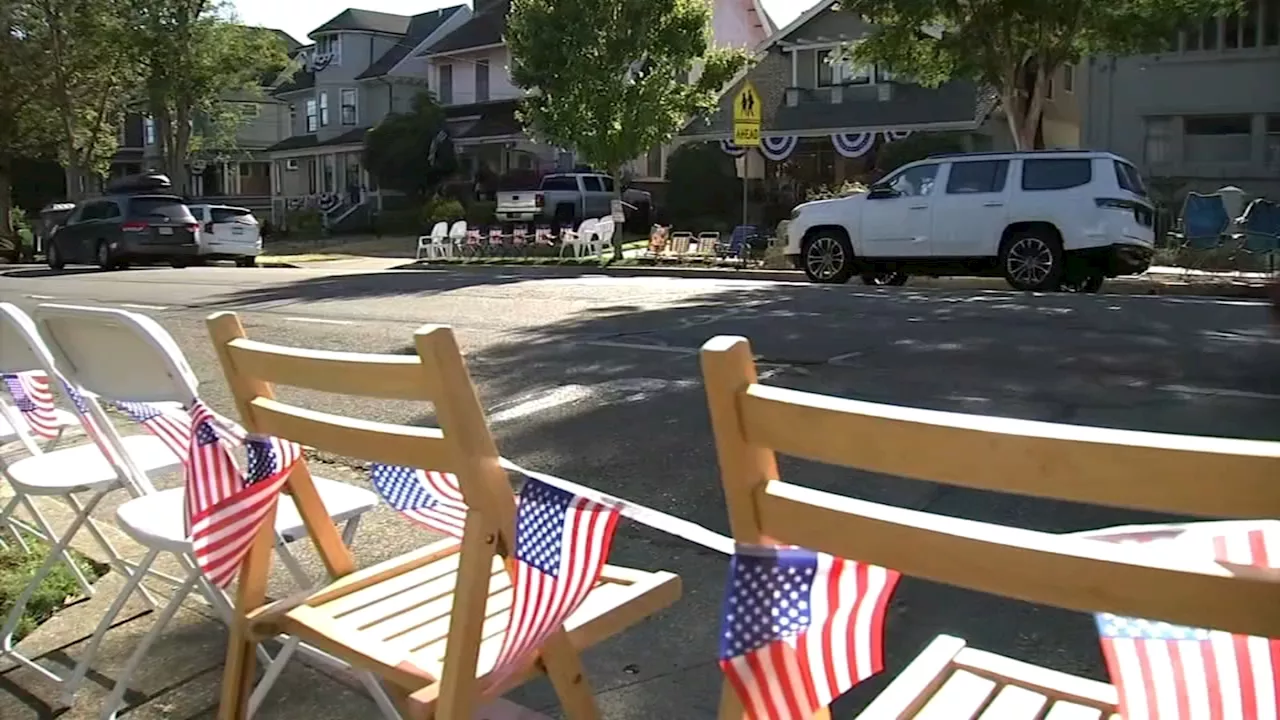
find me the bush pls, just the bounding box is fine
[285,208,324,235]
[421,197,465,226]
[466,200,497,226]
[807,181,869,201]
[378,209,423,235]
[665,143,740,227]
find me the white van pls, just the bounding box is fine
[189,204,261,267]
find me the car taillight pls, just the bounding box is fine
[1096,197,1153,227]
[185,223,199,233]
[535,193,544,208]
[1095,197,1133,211]
[121,221,148,232]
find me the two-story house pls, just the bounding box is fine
[1080,0,1280,205]
[678,0,1080,201]
[415,0,773,198]
[267,6,470,224]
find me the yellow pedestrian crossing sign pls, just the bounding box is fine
[732,81,761,147]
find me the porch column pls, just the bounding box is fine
[790,50,798,87]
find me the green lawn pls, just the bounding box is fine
[0,537,106,640]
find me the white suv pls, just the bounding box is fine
[784,150,1155,292]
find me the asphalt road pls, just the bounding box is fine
[2,262,1277,718]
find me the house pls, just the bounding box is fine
[677,0,1079,200]
[106,28,305,215]
[1079,0,1280,205]
[415,0,774,199]
[266,5,471,225]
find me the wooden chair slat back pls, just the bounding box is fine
[701,335,1280,641]
[222,337,435,400]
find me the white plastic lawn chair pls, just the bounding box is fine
[447,220,467,255]
[416,222,449,260]
[560,218,597,258]
[0,303,179,689]
[31,303,394,720]
[593,217,616,257]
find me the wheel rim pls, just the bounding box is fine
[1006,237,1054,286]
[805,237,845,280]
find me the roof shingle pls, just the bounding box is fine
[420,0,507,56]
[357,5,466,80]
[310,8,413,37]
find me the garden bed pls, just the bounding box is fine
[0,538,107,641]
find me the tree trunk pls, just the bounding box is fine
[0,160,13,252]
[173,105,192,195]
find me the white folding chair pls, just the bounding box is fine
[0,303,176,687]
[32,303,395,719]
[0,379,84,551]
[560,218,597,258]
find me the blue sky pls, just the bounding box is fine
[233,0,812,46]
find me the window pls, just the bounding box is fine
[880,163,939,197]
[1144,117,1172,163]
[1063,63,1074,93]
[1267,0,1280,45]
[316,34,342,65]
[239,103,260,118]
[100,202,120,219]
[211,207,256,224]
[306,158,317,194]
[438,64,453,104]
[646,146,663,178]
[540,175,576,191]
[601,176,615,192]
[945,160,1010,194]
[322,155,335,193]
[289,104,297,132]
[582,176,605,192]
[1184,115,1252,163]
[1044,75,1054,100]
[817,50,872,86]
[340,89,357,125]
[144,117,156,145]
[127,197,195,222]
[475,58,490,102]
[1020,158,1093,191]
[319,91,329,127]
[1266,115,1280,166]
[305,99,318,132]
[1114,161,1148,196]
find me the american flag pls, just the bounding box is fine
[184,401,300,588]
[489,477,619,685]
[369,464,468,537]
[111,401,192,457]
[719,545,901,720]
[2,371,60,439]
[1095,525,1279,720]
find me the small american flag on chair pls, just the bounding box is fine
[369,464,467,537]
[488,477,619,685]
[184,400,301,588]
[112,401,192,457]
[2,371,60,439]
[719,545,901,720]
[1096,525,1279,720]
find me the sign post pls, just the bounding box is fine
[732,82,762,232]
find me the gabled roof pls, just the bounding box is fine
[419,0,508,56]
[357,5,467,79]
[310,8,413,37]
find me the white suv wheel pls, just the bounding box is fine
[803,234,853,283]
[1003,235,1061,291]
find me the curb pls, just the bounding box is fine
[257,261,302,269]
[397,260,1273,299]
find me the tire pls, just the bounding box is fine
[47,241,65,270]
[235,256,256,268]
[171,259,189,268]
[861,272,909,286]
[96,241,117,271]
[1000,229,1064,291]
[801,230,856,284]
[1062,272,1104,293]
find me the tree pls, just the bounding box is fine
[507,0,748,259]
[128,0,291,194]
[363,93,458,202]
[664,142,739,226]
[21,0,138,199]
[0,1,59,241]
[838,0,1239,149]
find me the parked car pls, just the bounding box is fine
[188,204,261,267]
[496,172,652,227]
[36,202,78,256]
[784,150,1155,292]
[46,174,200,271]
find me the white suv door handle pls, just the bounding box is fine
[909,205,928,210]
[983,201,1004,207]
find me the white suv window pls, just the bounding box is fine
[945,160,1010,194]
[881,163,939,197]
[1020,158,1093,191]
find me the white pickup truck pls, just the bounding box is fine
[496,172,652,226]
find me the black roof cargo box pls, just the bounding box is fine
[105,173,173,195]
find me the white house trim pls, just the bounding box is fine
[382,7,473,77]
[421,41,507,60]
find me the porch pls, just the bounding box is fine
[268,134,377,229]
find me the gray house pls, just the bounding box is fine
[1080,2,1280,204]
[680,0,1080,191]
[267,6,471,224]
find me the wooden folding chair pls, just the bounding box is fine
[207,312,681,720]
[700,335,1280,720]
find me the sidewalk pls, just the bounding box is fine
[0,429,549,720]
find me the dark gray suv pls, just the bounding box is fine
[47,175,199,271]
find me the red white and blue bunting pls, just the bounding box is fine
[759,135,799,161]
[721,130,914,160]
